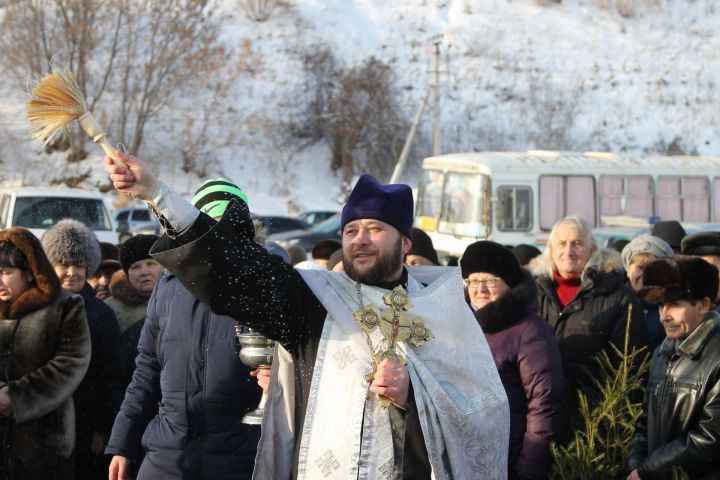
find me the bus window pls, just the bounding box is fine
[497,186,532,231]
[438,173,487,237]
[418,170,444,217]
[539,175,595,230]
[658,176,709,222]
[600,176,653,217]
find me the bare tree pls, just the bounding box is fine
[112,0,232,155]
[526,71,583,150]
[237,0,280,22]
[0,0,237,178]
[0,0,125,161]
[295,46,407,185]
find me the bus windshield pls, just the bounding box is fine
[417,170,488,238]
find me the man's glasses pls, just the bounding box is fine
[464,277,502,289]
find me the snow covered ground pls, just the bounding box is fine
[0,0,718,215]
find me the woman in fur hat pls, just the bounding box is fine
[41,218,122,480]
[0,227,90,480]
[461,240,565,480]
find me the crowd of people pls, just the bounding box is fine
[0,152,718,480]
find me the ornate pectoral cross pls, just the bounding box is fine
[353,285,434,407]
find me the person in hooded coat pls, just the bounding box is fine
[42,218,122,480]
[0,227,90,480]
[461,241,564,480]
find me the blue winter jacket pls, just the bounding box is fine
[106,272,262,479]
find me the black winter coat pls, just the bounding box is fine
[532,251,648,394]
[107,317,144,417]
[105,272,262,479]
[75,283,120,435]
[627,313,720,479]
[474,271,564,480]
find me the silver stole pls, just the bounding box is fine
[254,267,510,480]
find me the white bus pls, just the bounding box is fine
[414,150,720,257]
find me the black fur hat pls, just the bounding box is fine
[639,256,719,303]
[98,242,121,271]
[650,221,686,251]
[681,231,720,256]
[41,218,102,276]
[460,240,522,288]
[119,234,159,273]
[409,228,439,265]
[511,244,541,266]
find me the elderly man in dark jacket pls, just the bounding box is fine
[42,219,121,480]
[461,241,564,480]
[627,256,720,479]
[106,179,263,480]
[530,215,648,396]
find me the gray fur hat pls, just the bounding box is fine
[621,234,674,270]
[41,219,102,276]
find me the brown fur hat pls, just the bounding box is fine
[639,256,718,303]
[0,228,60,319]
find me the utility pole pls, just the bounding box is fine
[389,35,445,183]
[431,35,442,157]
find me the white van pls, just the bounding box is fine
[0,186,118,244]
[415,150,720,257]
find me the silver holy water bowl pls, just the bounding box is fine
[235,326,274,425]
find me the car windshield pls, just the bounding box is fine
[13,196,113,231]
[309,213,341,234]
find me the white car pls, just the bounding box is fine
[0,186,118,243]
[114,207,161,242]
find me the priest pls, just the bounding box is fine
[104,151,509,479]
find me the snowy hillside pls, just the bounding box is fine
[0,0,718,214]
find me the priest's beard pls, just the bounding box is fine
[343,237,403,285]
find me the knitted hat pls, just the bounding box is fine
[511,244,541,266]
[119,234,159,273]
[191,178,248,218]
[460,241,522,288]
[41,219,102,276]
[98,242,121,271]
[650,221,686,251]
[341,174,413,238]
[621,234,674,269]
[639,256,718,304]
[681,231,720,256]
[408,228,439,265]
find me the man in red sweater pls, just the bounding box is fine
[530,215,648,396]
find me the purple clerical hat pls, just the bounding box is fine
[341,174,414,238]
